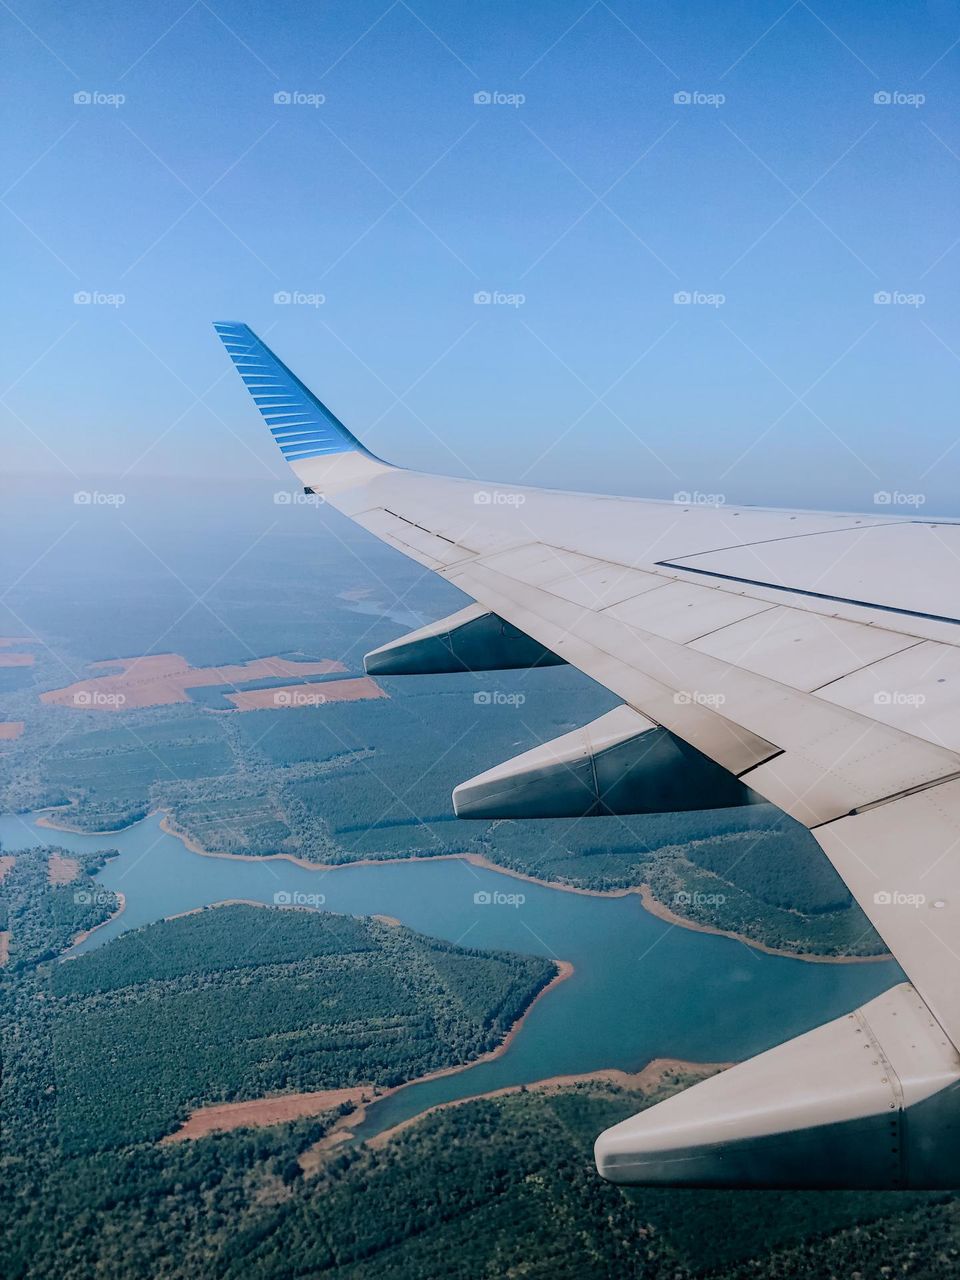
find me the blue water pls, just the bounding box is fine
[0,810,901,1138]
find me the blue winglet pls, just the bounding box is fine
[213,322,378,464]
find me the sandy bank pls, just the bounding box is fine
[71,892,126,947]
[161,1087,369,1143]
[364,1058,731,1151]
[162,958,574,1147]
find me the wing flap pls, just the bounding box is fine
[604,579,774,643]
[665,521,960,627]
[447,560,782,776]
[819,640,960,752]
[690,606,921,691]
[450,558,960,819]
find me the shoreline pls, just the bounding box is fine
[300,1057,730,1171]
[162,898,268,924]
[162,956,574,1145]
[364,1058,731,1152]
[31,805,891,966]
[36,809,149,838]
[71,891,127,948]
[634,884,889,965]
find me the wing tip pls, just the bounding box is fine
[214,320,383,467]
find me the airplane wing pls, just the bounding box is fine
[215,321,960,1190]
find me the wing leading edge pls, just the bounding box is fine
[216,322,960,1189]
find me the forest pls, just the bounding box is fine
[48,902,555,1149]
[0,627,886,957]
[218,1082,955,1280]
[0,843,119,969]
[0,668,953,1279]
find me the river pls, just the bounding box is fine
[0,810,901,1140]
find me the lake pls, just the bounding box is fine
[0,809,901,1140]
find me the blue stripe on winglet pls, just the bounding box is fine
[213,322,378,463]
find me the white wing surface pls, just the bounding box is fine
[216,322,960,1189]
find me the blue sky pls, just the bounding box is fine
[4,0,960,512]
